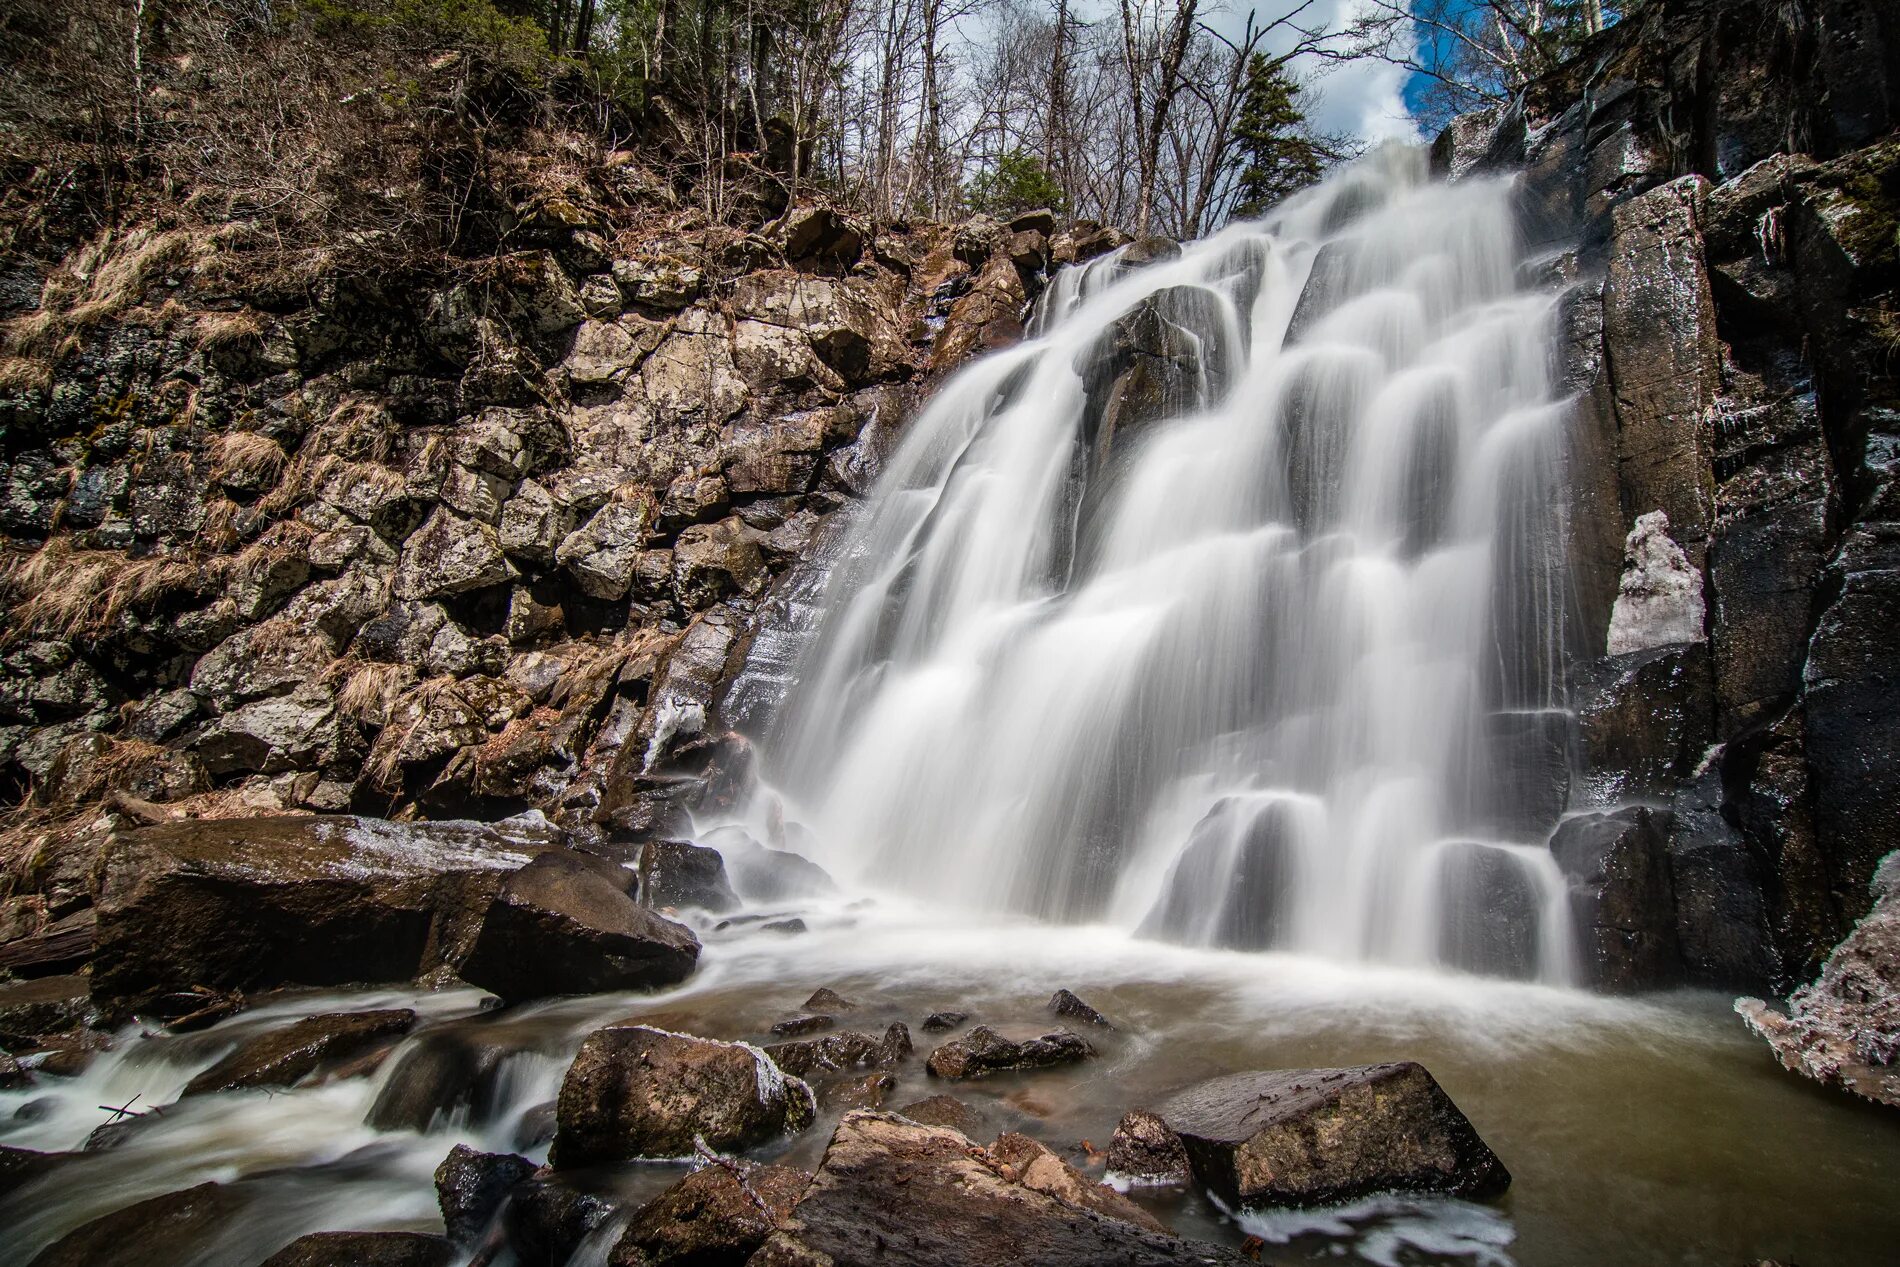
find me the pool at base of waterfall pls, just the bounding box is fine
[2,902,1896,1267]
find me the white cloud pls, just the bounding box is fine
[1201,0,1422,145]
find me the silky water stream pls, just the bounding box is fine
[2,149,1897,1264]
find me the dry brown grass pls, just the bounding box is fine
[0,541,213,642]
[194,308,265,350]
[332,660,414,726]
[1,229,202,383]
[211,431,287,489]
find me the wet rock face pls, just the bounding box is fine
[181,1008,416,1095]
[89,815,555,1014]
[924,1025,1094,1079]
[503,1168,619,1266]
[435,1144,536,1250]
[551,1025,816,1166]
[458,851,700,1004]
[766,1023,913,1078]
[1155,1063,1510,1208]
[750,1112,1243,1267]
[1462,0,1900,995]
[1552,808,1682,990]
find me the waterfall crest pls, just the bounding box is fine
[744,146,1578,983]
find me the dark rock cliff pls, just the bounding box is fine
[1437,0,1898,993]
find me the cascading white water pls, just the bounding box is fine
[746,146,1578,983]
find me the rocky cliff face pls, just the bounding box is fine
[1436,0,1899,993]
[0,162,1119,953]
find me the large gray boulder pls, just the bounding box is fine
[459,852,699,1004]
[1155,1063,1509,1207]
[551,1025,816,1165]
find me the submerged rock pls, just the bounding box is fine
[504,1168,619,1265]
[435,1143,536,1249]
[893,1094,991,1137]
[260,1232,453,1267]
[609,1160,809,1266]
[1737,852,1900,1109]
[925,1025,1093,1079]
[182,1008,416,1096]
[458,852,700,1004]
[27,1182,245,1267]
[552,1025,816,1166]
[748,1112,1241,1266]
[1155,1063,1509,1207]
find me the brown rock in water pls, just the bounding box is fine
[182,1008,416,1095]
[766,1023,911,1078]
[748,1112,1241,1267]
[608,1161,809,1266]
[770,1014,836,1038]
[1156,1063,1510,1207]
[924,1025,1093,1079]
[0,980,91,1048]
[435,1143,536,1249]
[919,1010,967,1032]
[822,1070,897,1110]
[1106,1109,1191,1186]
[892,1094,990,1137]
[803,987,858,1011]
[89,815,559,1015]
[26,1182,246,1267]
[0,1144,66,1200]
[458,852,700,1004]
[260,1231,453,1267]
[552,1025,815,1166]
[503,1168,619,1265]
[1738,853,1900,1109]
[1049,988,1114,1028]
[990,1131,1167,1233]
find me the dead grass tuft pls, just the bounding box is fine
[211,431,287,488]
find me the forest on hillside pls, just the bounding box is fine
[2,0,1627,262]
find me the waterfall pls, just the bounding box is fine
[744,146,1579,984]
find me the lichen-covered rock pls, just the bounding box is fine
[924,1025,1093,1079]
[609,1160,809,1267]
[748,1112,1240,1267]
[1155,1063,1509,1208]
[1607,510,1706,655]
[458,851,700,1004]
[182,1008,416,1095]
[1738,852,1900,1110]
[1105,1109,1191,1186]
[392,508,512,600]
[551,1025,816,1165]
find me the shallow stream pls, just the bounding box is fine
[3,897,1896,1266]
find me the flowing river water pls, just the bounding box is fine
[4,149,1899,1263]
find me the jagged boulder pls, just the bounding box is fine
[1106,1109,1191,1186]
[551,1025,816,1166]
[639,839,740,914]
[608,1161,809,1266]
[748,1112,1241,1267]
[458,852,700,1004]
[766,1023,912,1078]
[1154,1064,1509,1208]
[925,1025,1093,1079]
